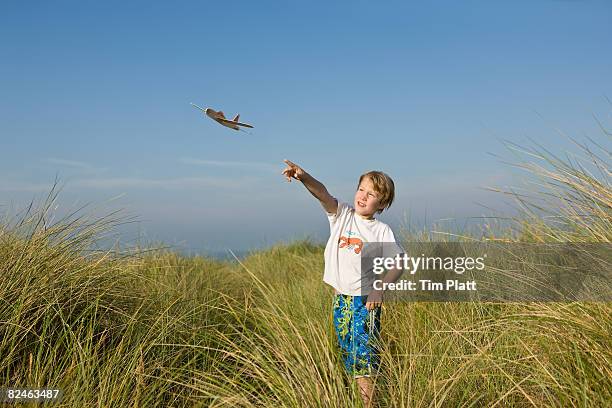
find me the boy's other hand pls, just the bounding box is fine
[366,290,383,311]
[282,159,307,182]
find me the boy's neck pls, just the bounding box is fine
[357,213,375,220]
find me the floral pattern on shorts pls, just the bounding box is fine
[333,293,381,377]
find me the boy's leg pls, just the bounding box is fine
[355,302,382,407]
[332,294,353,374]
[333,294,382,406]
[356,376,375,407]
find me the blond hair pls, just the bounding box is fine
[358,171,395,214]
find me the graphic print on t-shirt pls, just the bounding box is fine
[338,230,363,254]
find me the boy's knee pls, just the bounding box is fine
[355,376,373,388]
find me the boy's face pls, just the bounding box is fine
[354,177,384,219]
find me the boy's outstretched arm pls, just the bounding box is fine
[282,159,338,214]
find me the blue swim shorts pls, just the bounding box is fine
[332,293,382,378]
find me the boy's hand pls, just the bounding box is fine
[366,290,383,311]
[281,159,337,214]
[282,159,307,182]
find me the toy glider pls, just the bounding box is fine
[190,103,254,131]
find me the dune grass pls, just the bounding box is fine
[1,135,610,407]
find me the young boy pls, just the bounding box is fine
[281,159,404,407]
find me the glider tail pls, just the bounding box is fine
[232,114,240,122]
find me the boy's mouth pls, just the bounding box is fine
[357,201,366,208]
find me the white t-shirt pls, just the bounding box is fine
[323,200,404,296]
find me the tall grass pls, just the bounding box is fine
[1,187,247,406]
[1,130,610,406]
[489,135,611,243]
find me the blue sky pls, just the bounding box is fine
[1,1,611,254]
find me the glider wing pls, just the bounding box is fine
[190,103,206,112]
[218,118,254,128]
